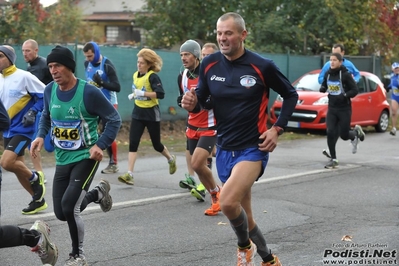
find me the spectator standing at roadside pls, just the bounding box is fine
[320,53,365,169]
[22,39,54,184]
[83,41,121,174]
[118,48,177,186]
[182,12,298,266]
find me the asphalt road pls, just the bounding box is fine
[0,131,398,266]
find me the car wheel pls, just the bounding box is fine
[375,110,389,132]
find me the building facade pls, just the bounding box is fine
[77,0,145,46]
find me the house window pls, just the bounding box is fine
[106,26,119,42]
[105,26,141,44]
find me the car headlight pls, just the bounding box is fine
[313,96,329,105]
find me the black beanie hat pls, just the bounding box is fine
[47,45,76,73]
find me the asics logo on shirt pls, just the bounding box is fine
[210,75,225,82]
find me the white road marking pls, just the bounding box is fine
[22,165,361,220]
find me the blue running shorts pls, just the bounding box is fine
[391,87,399,103]
[216,146,269,183]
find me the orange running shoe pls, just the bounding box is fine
[260,254,282,266]
[204,186,221,216]
[237,240,257,266]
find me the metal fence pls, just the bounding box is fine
[11,45,382,121]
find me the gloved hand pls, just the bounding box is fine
[22,109,37,127]
[92,72,103,87]
[128,93,135,101]
[177,95,182,107]
[134,89,145,97]
[319,86,327,93]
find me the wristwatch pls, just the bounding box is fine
[272,125,284,136]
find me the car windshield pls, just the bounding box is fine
[293,73,320,91]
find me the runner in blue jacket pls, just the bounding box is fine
[318,44,360,84]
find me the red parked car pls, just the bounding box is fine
[269,70,390,132]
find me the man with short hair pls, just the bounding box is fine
[83,42,121,174]
[22,39,54,184]
[201,42,219,159]
[182,12,298,266]
[0,45,47,215]
[22,39,53,84]
[201,42,219,58]
[318,43,360,84]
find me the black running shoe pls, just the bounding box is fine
[31,171,46,201]
[22,199,48,215]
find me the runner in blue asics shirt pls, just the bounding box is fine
[318,44,360,84]
[182,12,297,266]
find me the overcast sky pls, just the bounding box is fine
[40,0,57,7]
